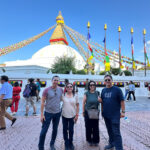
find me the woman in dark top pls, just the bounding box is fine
[82,80,101,147]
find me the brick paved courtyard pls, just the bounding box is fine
[1,97,150,150]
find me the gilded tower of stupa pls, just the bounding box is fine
[49,11,68,45]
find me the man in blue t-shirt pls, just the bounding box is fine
[101,75,125,150]
[0,75,17,130]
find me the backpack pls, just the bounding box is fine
[23,84,31,98]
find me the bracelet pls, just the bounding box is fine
[122,110,125,113]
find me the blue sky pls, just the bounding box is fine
[0,0,150,65]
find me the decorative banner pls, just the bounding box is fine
[87,31,94,66]
[64,25,145,66]
[0,25,55,56]
[131,36,136,69]
[50,38,68,45]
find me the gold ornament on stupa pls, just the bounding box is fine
[50,11,68,45]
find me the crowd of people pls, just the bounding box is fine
[0,75,150,150]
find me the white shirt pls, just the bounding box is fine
[62,94,78,118]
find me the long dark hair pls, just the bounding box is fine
[14,81,19,87]
[64,83,75,96]
[88,80,96,91]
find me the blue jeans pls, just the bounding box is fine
[62,116,75,146]
[124,90,131,100]
[104,117,123,150]
[38,111,61,150]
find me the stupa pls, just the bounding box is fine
[5,12,86,70]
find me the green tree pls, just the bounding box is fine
[111,68,120,75]
[123,70,132,76]
[99,71,106,75]
[76,69,86,74]
[51,56,76,74]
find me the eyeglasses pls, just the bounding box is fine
[67,86,73,88]
[105,79,111,82]
[90,84,95,87]
[54,80,59,81]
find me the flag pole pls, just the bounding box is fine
[143,29,146,76]
[118,26,121,74]
[87,21,90,74]
[131,27,134,76]
[104,24,107,56]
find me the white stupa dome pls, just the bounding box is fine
[5,44,86,70]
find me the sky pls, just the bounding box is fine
[0,0,150,65]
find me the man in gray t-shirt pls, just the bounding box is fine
[38,76,63,150]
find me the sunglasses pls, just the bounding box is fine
[90,84,96,87]
[105,79,111,82]
[67,86,73,88]
[54,80,59,81]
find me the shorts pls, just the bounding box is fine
[26,96,36,107]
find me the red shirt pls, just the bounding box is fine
[13,86,21,96]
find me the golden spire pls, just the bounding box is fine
[50,11,68,45]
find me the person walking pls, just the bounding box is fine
[24,78,37,116]
[127,81,136,101]
[0,75,17,130]
[124,82,131,101]
[38,76,63,150]
[82,80,101,147]
[11,82,21,115]
[101,75,125,150]
[62,83,79,150]
[36,78,41,102]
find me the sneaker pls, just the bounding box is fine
[87,142,93,146]
[64,145,69,150]
[33,112,37,116]
[0,127,6,130]
[11,118,17,126]
[24,113,28,116]
[50,145,56,150]
[104,144,114,150]
[93,143,99,147]
[12,112,16,116]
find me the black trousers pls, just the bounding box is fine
[62,116,75,146]
[84,111,100,143]
[127,91,136,100]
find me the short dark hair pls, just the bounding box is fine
[65,79,69,84]
[104,74,113,80]
[29,78,34,83]
[37,78,40,82]
[1,75,9,82]
[52,75,59,81]
[88,80,96,91]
